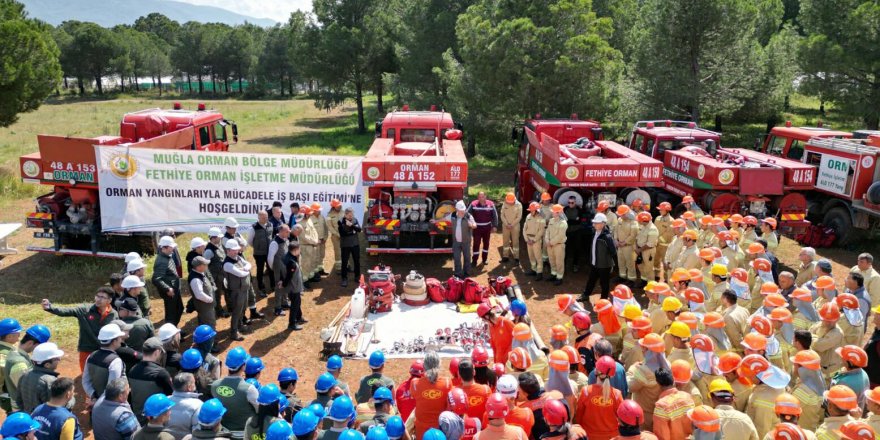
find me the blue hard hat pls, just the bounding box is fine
[278,367,299,383]
[368,350,385,368]
[327,354,343,371]
[26,324,51,343]
[292,408,321,436]
[143,393,176,418]
[180,348,204,370]
[0,318,22,337]
[0,412,40,437]
[328,395,354,422]
[279,395,289,414]
[365,426,389,440]
[245,357,265,375]
[245,378,262,391]
[510,299,527,317]
[266,420,293,440]
[385,416,405,439]
[423,428,447,440]
[339,429,365,440]
[198,398,227,425]
[308,403,326,420]
[193,324,217,343]
[258,383,282,405]
[225,346,250,370]
[315,372,337,393]
[372,386,393,403]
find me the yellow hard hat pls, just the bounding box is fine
[708,378,733,396]
[662,296,683,312]
[623,304,642,321]
[710,263,728,277]
[666,321,691,339]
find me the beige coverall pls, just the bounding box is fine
[500,201,523,259]
[544,216,568,279]
[312,212,328,273]
[636,221,659,282]
[522,213,546,274]
[326,208,343,270]
[654,214,674,273]
[299,217,320,279]
[614,218,639,281]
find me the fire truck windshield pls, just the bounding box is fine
[400,129,436,142]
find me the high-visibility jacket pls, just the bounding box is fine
[810,323,845,379]
[815,415,855,440]
[723,304,750,353]
[731,377,754,413]
[791,381,824,431]
[715,404,759,440]
[651,389,694,440]
[746,383,784,439]
[626,364,661,432]
[473,423,527,440]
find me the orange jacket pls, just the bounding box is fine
[460,382,491,420]
[482,406,534,436]
[651,389,695,440]
[474,423,528,440]
[574,384,623,440]
[491,317,516,364]
[412,376,452,440]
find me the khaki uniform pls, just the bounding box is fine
[740,228,758,250]
[673,245,701,272]
[300,217,320,279]
[615,218,639,281]
[705,281,729,313]
[664,235,684,281]
[326,208,343,270]
[723,304,750,354]
[797,261,817,287]
[312,213,328,272]
[522,214,546,274]
[540,203,553,260]
[852,265,880,306]
[721,245,743,271]
[649,303,670,335]
[747,384,784,439]
[636,222,659,282]
[654,214,674,273]
[838,314,864,346]
[865,414,880,440]
[815,415,855,440]
[626,363,661,432]
[500,201,523,259]
[620,332,643,370]
[810,322,844,381]
[763,230,778,252]
[791,381,824,431]
[716,405,759,440]
[697,228,713,248]
[544,217,568,279]
[604,210,618,234]
[731,378,753,413]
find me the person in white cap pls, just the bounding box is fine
[83,323,126,403]
[581,212,617,302]
[153,236,184,328]
[120,274,149,317]
[434,200,476,277]
[18,342,66,412]
[158,323,182,377]
[126,259,151,316]
[190,256,218,327]
[186,237,208,273]
[221,218,265,325]
[223,239,252,341]
[203,227,230,319]
[123,251,142,276]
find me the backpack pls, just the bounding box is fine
[463,278,489,304]
[426,278,446,303]
[446,276,464,303]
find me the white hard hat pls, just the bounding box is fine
[496,374,519,398]
[455,200,467,211]
[31,343,64,363]
[224,217,239,228]
[158,323,181,342]
[158,236,177,248]
[207,227,222,238]
[124,252,141,264]
[126,259,146,273]
[593,213,608,223]
[225,239,241,251]
[98,324,125,343]
[121,275,145,289]
[190,237,208,250]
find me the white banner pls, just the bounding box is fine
[95,146,363,233]
[816,153,854,196]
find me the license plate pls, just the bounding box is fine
[367,234,391,242]
[33,232,54,239]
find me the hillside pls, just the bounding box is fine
[20,0,277,27]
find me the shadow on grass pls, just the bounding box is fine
[249,128,374,154]
[294,115,355,130]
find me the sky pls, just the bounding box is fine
[174,0,312,21]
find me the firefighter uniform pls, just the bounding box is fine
[326,207,343,270]
[697,227,714,249]
[654,213,674,274]
[715,405,760,440]
[674,245,702,272]
[740,228,758,250]
[604,210,618,234]
[664,234,684,281]
[815,416,855,440]
[620,332,643,371]
[731,378,754,413]
[312,211,329,273]
[523,212,546,275]
[721,245,743,271]
[811,322,845,381]
[615,217,639,281]
[545,216,568,280]
[706,280,729,313]
[747,383,785,439]
[791,380,824,431]
[636,222,659,282]
[723,304,750,354]
[500,199,523,260]
[626,363,661,432]
[540,202,553,261]
[300,216,320,280]
[797,261,818,287]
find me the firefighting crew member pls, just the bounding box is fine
[2,324,46,413]
[681,195,704,217]
[522,202,547,280]
[412,351,452,440]
[545,204,568,286]
[615,205,639,284]
[153,235,184,327]
[673,230,701,272]
[467,192,498,267]
[812,302,845,381]
[299,205,321,283]
[499,193,522,263]
[864,387,880,433]
[721,289,750,353]
[740,216,759,250]
[788,349,825,431]
[762,393,817,440]
[718,231,744,271]
[761,218,779,252]
[327,199,344,271]
[831,346,870,409]
[339,207,362,288]
[223,240,252,342]
[705,264,730,312]
[626,333,665,432]
[311,203,329,276]
[852,253,880,306]
[355,351,396,405]
[815,385,858,440]
[563,195,586,272]
[478,304,515,365]
[652,366,695,440]
[582,213,617,301]
[663,219,687,280]
[635,212,659,287]
[542,398,588,440]
[654,202,674,279]
[249,210,275,294]
[436,201,476,278]
[576,356,623,440]
[269,225,292,315]
[540,192,553,261]
[473,393,527,440]
[597,200,618,233]
[743,355,788,439]
[614,399,655,440]
[697,216,714,248]
[204,227,230,319]
[211,347,259,436]
[707,379,760,440]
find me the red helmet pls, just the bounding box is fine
[617,399,644,427]
[410,360,425,378]
[447,387,469,415]
[572,312,592,330]
[543,399,569,426]
[485,393,509,419]
[492,363,506,378]
[449,357,460,377]
[477,303,492,318]
[596,356,616,377]
[471,346,489,367]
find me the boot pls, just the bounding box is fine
[250,308,265,320]
[553,277,563,286]
[524,270,537,276]
[231,332,244,342]
[535,273,543,281]
[341,278,349,288]
[319,269,330,276]
[501,257,509,263]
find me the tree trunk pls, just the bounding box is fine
[158,76,163,97]
[355,80,366,134]
[714,115,722,132]
[135,75,140,92]
[467,132,476,158]
[78,77,84,95]
[819,100,825,116]
[119,76,125,93]
[279,75,285,96]
[95,75,103,95]
[63,77,68,89]
[239,75,243,93]
[288,77,293,96]
[197,73,203,95]
[376,77,384,114]
[867,115,879,131]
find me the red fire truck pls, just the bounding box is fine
[361,107,468,253]
[513,116,664,209]
[19,103,236,257]
[758,121,852,160]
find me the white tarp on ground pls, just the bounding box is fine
[363,300,507,359]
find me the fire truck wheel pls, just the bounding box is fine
[823,207,852,245]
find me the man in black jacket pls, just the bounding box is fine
[338,207,362,288]
[581,213,617,302]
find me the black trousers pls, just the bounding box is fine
[163,289,184,326]
[583,266,613,299]
[288,290,303,326]
[254,254,273,290]
[340,246,360,279]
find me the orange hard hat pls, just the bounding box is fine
[687,405,720,433]
[740,354,771,375]
[528,202,540,212]
[509,347,532,370]
[825,385,859,411]
[717,352,743,374]
[551,204,564,214]
[639,333,665,353]
[684,287,705,304]
[550,325,568,342]
[677,311,699,330]
[773,423,810,440]
[750,315,774,337]
[300,205,311,215]
[729,230,741,240]
[836,345,868,368]
[716,231,732,241]
[683,195,695,204]
[617,205,631,216]
[751,258,772,272]
[763,293,787,309]
[704,312,725,329]
[762,218,778,230]
[699,248,716,261]
[669,269,691,283]
[613,284,634,300]
[632,198,643,208]
[597,200,609,211]
[769,307,793,323]
[310,202,321,211]
[700,215,715,226]
[690,334,715,353]
[330,199,342,208]
[836,293,860,310]
[681,211,696,221]
[760,282,780,295]
[649,282,673,296]
[688,268,703,282]
[816,275,836,290]
[710,217,725,226]
[658,202,672,212]
[837,420,876,440]
[819,302,841,322]
[743,215,759,226]
[748,242,766,255]
[730,268,748,283]
[865,387,880,405]
[594,299,613,314]
[557,294,576,312]
[637,212,652,223]
[671,359,693,383]
[561,346,579,365]
[774,393,802,416]
[548,350,569,372]
[631,316,652,333]
[513,323,532,341]
[682,230,698,241]
[505,192,516,203]
[741,333,768,351]
[671,218,687,228]
[791,287,812,301]
[710,247,722,258]
[541,192,551,201]
[790,350,822,370]
[729,213,744,223]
